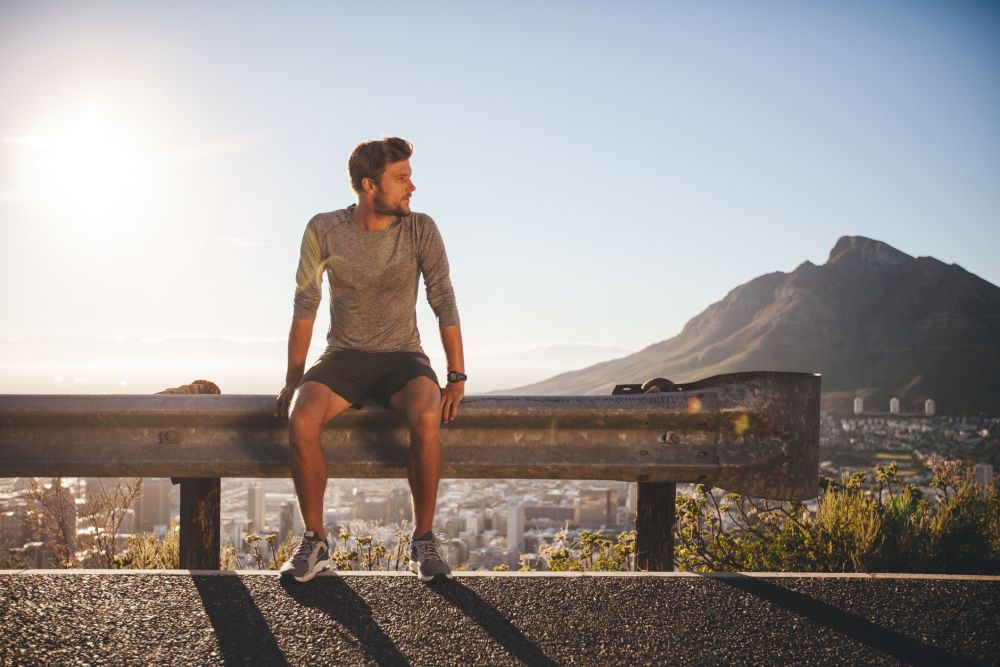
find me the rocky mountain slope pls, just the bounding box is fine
[498,236,1000,413]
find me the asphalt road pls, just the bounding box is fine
[1,571,997,666]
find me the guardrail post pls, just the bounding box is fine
[635,481,675,571]
[179,478,220,570]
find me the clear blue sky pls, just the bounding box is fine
[1,1,998,391]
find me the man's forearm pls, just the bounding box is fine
[285,319,315,385]
[440,324,465,373]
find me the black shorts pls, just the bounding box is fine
[299,349,439,408]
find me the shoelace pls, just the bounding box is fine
[292,537,324,564]
[414,533,449,563]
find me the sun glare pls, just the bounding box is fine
[14,103,156,235]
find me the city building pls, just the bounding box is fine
[448,538,468,566]
[351,489,390,523]
[0,493,31,549]
[889,397,900,414]
[278,500,303,541]
[925,399,936,416]
[132,478,172,534]
[625,482,637,514]
[575,487,617,528]
[388,487,411,525]
[445,517,465,538]
[853,397,864,414]
[230,514,249,552]
[246,482,266,533]
[508,498,525,558]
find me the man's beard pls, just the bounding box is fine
[373,190,409,217]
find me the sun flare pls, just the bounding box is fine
[12,103,157,234]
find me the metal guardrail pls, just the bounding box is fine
[0,371,820,571]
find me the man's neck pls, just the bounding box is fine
[351,201,394,232]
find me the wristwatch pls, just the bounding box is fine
[446,371,467,383]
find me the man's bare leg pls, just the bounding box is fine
[389,376,442,538]
[288,381,353,540]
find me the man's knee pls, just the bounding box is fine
[407,401,441,439]
[288,390,327,447]
[412,403,440,426]
[288,414,320,452]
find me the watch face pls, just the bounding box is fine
[448,372,467,383]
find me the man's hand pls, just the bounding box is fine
[440,381,464,423]
[274,382,298,421]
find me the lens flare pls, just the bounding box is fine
[733,414,750,435]
[686,396,702,414]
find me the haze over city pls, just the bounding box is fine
[2,1,998,394]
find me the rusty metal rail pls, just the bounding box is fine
[0,371,821,570]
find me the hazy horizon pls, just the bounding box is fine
[0,335,636,395]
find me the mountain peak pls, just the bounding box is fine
[502,235,1000,412]
[826,236,912,267]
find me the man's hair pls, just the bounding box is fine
[347,137,413,193]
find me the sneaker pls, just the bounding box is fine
[279,530,331,582]
[409,532,452,582]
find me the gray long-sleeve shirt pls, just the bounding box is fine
[292,205,460,353]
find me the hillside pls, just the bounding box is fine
[498,236,1000,413]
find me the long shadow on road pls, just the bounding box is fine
[428,578,558,667]
[280,574,410,666]
[192,574,291,667]
[708,574,979,667]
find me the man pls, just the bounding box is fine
[273,137,466,582]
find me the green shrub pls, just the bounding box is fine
[115,521,180,569]
[538,527,635,572]
[674,459,1000,574]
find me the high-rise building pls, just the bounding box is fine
[459,511,480,536]
[278,501,303,541]
[388,487,411,525]
[507,498,525,558]
[448,538,468,566]
[925,399,936,416]
[231,515,249,553]
[351,489,390,522]
[889,397,900,414]
[575,487,616,527]
[246,482,267,533]
[445,517,465,539]
[351,488,366,517]
[0,507,29,547]
[625,482,637,514]
[853,397,864,414]
[132,478,172,534]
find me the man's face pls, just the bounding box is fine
[371,159,415,217]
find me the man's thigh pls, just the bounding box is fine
[389,375,441,420]
[291,381,354,427]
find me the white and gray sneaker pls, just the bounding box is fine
[279,530,331,582]
[409,532,452,582]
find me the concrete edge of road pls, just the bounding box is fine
[2,569,999,581]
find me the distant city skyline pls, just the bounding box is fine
[2,2,998,393]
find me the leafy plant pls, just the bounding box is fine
[537,527,635,572]
[673,459,999,574]
[115,520,180,569]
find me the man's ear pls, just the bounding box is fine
[362,176,378,194]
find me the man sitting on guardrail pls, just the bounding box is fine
[274,137,466,583]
